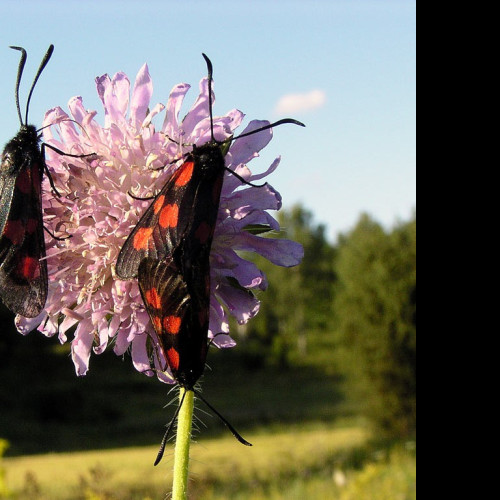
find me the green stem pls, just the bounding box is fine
[172,388,194,500]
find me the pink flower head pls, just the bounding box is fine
[15,63,304,382]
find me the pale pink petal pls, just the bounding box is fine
[228,120,273,167]
[162,83,191,138]
[216,280,261,324]
[11,59,303,384]
[71,320,94,376]
[232,233,305,267]
[130,64,153,128]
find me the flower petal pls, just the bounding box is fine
[233,233,305,267]
[15,313,45,335]
[26,61,304,383]
[162,83,191,139]
[71,320,94,376]
[130,64,153,128]
[216,280,260,325]
[131,331,154,375]
[222,183,282,219]
[229,120,273,168]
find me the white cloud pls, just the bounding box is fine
[274,89,326,115]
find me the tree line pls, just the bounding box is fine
[240,205,416,439]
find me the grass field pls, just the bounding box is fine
[2,424,415,500]
[1,317,416,499]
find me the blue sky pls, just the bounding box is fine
[0,0,416,242]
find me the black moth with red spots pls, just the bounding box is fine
[0,45,56,318]
[116,54,304,464]
[0,45,93,318]
[117,135,227,389]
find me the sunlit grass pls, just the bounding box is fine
[336,446,417,500]
[3,424,369,499]
[200,446,416,500]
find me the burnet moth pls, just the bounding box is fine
[116,54,304,464]
[0,45,92,318]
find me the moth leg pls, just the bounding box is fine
[43,142,95,159]
[40,143,95,197]
[40,143,62,197]
[127,191,156,201]
[43,225,71,241]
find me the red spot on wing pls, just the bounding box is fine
[145,287,162,309]
[133,227,154,250]
[3,220,25,245]
[175,161,195,187]
[18,256,39,279]
[154,195,165,215]
[163,315,182,334]
[2,219,38,246]
[167,347,180,370]
[159,204,179,228]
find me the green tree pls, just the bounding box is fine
[334,213,416,437]
[241,205,336,367]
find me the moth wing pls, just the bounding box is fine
[116,159,197,279]
[138,257,191,375]
[0,159,47,318]
[0,150,19,236]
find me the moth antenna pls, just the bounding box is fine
[154,389,188,466]
[11,44,54,126]
[224,166,267,188]
[25,44,54,125]
[233,118,305,142]
[9,45,27,126]
[194,389,252,447]
[200,55,303,149]
[202,53,215,142]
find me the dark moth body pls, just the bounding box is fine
[116,54,303,392]
[116,54,303,463]
[119,142,226,388]
[0,45,56,318]
[0,124,47,317]
[1,44,93,318]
